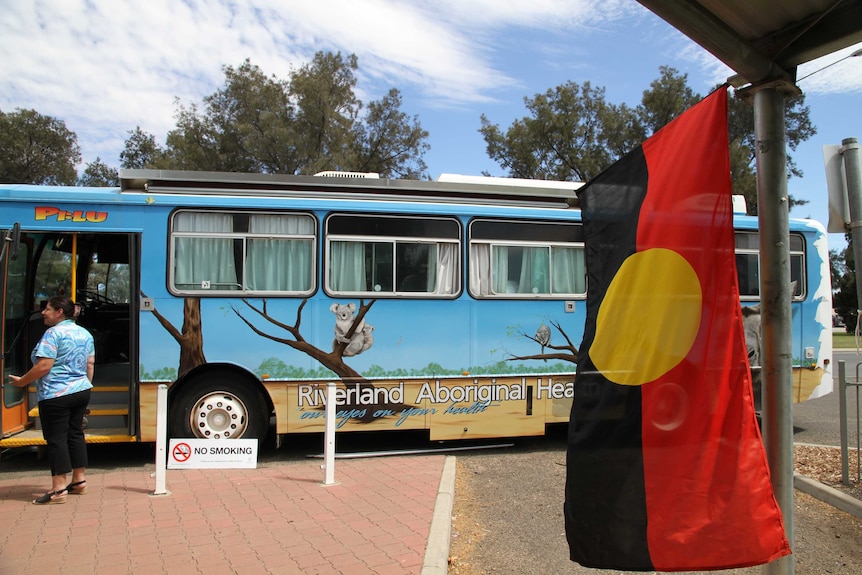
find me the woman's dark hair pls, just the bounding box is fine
[47,295,76,318]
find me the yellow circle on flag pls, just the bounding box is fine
[590,248,702,386]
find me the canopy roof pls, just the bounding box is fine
[636,0,862,90]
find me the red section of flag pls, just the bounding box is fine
[637,89,791,570]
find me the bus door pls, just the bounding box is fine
[3,230,138,440]
[1,224,31,437]
[67,232,138,438]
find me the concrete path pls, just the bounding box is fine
[0,454,455,575]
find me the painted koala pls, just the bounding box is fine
[330,302,365,344]
[330,302,373,355]
[344,325,375,357]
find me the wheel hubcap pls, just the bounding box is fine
[190,392,249,439]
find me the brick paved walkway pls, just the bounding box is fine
[0,455,446,574]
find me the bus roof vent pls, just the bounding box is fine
[436,173,583,191]
[314,171,380,179]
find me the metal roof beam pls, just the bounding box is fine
[754,1,862,68]
[635,0,794,86]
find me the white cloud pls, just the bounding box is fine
[5,0,629,163]
[797,43,862,95]
[2,0,856,170]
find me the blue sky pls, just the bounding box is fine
[1,0,861,247]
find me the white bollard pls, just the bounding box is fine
[323,381,337,485]
[151,383,170,496]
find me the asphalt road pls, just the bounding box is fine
[793,349,861,446]
[447,351,862,575]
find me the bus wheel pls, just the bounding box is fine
[169,375,269,440]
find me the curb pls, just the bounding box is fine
[794,473,862,519]
[422,455,456,575]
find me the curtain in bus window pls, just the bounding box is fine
[434,243,458,294]
[246,214,312,291]
[518,247,550,294]
[492,246,511,293]
[330,241,367,291]
[469,244,492,296]
[552,247,585,294]
[174,212,238,290]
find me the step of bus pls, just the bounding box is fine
[27,402,130,431]
[27,403,129,419]
[0,428,137,449]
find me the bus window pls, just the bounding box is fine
[735,231,805,300]
[33,235,75,304]
[170,210,315,296]
[469,219,585,298]
[325,214,460,297]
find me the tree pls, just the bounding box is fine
[0,108,80,185]
[832,235,857,332]
[156,52,429,178]
[120,126,165,169]
[351,89,429,179]
[636,66,699,134]
[481,67,816,214]
[726,92,816,213]
[78,157,119,186]
[290,52,361,174]
[480,81,620,182]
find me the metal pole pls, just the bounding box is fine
[842,138,862,333]
[842,137,862,487]
[323,381,337,485]
[839,361,849,485]
[753,87,794,575]
[151,383,170,496]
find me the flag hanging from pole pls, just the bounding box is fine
[564,88,791,572]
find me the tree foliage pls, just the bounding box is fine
[832,235,858,332]
[120,127,164,169]
[128,52,429,178]
[726,92,815,213]
[78,157,119,186]
[480,66,816,214]
[0,108,81,185]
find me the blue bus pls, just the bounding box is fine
[0,170,832,448]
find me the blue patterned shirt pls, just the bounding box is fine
[31,319,95,401]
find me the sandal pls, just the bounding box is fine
[66,480,88,495]
[33,488,67,505]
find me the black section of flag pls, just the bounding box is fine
[565,145,652,570]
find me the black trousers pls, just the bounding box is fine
[39,389,91,476]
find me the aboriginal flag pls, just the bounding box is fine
[564,88,791,571]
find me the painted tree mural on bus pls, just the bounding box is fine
[142,292,206,378]
[232,297,408,419]
[232,297,374,380]
[507,319,579,364]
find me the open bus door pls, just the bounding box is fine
[0,229,139,448]
[1,224,31,438]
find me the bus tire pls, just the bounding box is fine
[169,374,269,441]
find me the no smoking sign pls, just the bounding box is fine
[172,442,192,463]
[167,439,257,469]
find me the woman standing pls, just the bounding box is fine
[7,295,95,505]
